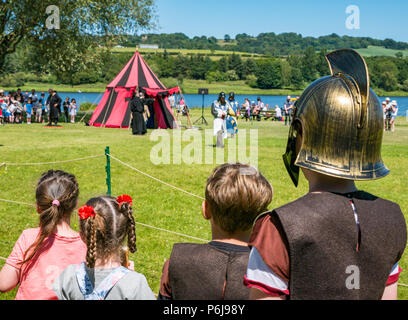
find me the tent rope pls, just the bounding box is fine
[79,91,104,123]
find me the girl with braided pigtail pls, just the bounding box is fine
[0,170,87,300]
[52,195,155,300]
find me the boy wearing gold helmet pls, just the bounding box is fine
[244,49,407,300]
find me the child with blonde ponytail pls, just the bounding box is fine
[0,170,87,300]
[52,195,155,300]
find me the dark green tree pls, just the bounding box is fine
[255,59,282,89]
[0,0,155,72]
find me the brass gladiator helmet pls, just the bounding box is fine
[283,49,389,187]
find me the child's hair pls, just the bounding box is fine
[205,163,273,235]
[79,196,136,268]
[20,170,79,265]
[71,99,76,103]
[27,98,32,103]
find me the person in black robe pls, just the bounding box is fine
[130,91,154,135]
[47,89,62,126]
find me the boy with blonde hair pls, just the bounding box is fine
[158,163,273,300]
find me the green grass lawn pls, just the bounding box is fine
[0,111,408,300]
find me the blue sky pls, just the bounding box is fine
[153,0,408,42]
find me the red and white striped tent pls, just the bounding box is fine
[89,51,179,129]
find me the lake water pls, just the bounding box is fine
[7,91,408,116]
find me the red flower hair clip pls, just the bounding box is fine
[116,195,133,206]
[78,205,96,220]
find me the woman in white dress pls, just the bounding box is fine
[70,99,77,123]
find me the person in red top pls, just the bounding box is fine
[0,170,87,300]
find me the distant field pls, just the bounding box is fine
[114,45,408,58]
[112,46,263,59]
[356,46,408,57]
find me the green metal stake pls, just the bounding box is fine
[105,146,111,196]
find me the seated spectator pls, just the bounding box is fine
[53,195,155,300]
[158,163,273,300]
[0,170,87,300]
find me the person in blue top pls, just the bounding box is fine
[226,92,239,138]
[25,98,33,124]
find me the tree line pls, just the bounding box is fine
[122,32,408,56]
[2,43,408,93]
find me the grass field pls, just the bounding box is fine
[0,110,408,300]
[356,46,408,57]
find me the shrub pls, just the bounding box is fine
[0,74,25,87]
[245,74,258,88]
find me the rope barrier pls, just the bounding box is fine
[135,221,207,242]
[0,198,35,207]
[1,154,105,167]
[107,154,205,201]
[0,197,207,243]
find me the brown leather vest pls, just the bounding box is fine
[168,243,250,300]
[274,191,407,300]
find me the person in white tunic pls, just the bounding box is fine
[211,92,229,147]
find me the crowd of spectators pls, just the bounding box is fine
[0,88,78,126]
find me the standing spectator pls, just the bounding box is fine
[7,97,17,123]
[168,94,176,112]
[29,89,38,107]
[383,98,391,131]
[23,91,29,104]
[63,97,70,123]
[241,98,250,120]
[14,96,24,123]
[226,92,239,137]
[382,101,387,130]
[283,96,293,126]
[47,89,62,126]
[25,98,33,124]
[15,88,24,103]
[0,90,4,124]
[38,92,47,124]
[69,99,77,124]
[390,100,398,132]
[0,89,5,104]
[252,101,261,121]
